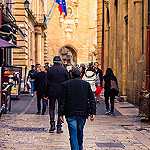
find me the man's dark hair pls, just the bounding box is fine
[71,67,81,78]
[31,65,35,69]
[94,62,98,65]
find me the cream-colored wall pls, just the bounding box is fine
[89,0,97,63]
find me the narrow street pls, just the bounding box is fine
[0,92,150,150]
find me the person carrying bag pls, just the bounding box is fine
[103,68,119,116]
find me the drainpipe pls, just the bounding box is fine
[146,0,150,91]
[101,0,104,71]
[142,0,144,54]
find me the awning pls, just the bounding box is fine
[0,38,22,48]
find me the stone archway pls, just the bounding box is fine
[59,45,77,66]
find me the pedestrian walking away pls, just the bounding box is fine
[45,56,70,133]
[94,62,103,102]
[103,68,119,116]
[27,65,36,96]
[34,65,47,115]
[82,65,98,100]
[59,67,96,150]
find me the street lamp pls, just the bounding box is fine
[24,0,30,10]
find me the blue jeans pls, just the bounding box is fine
[30,81,34,94]
[66,116,86,150]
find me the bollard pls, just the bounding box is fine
[0,104,5,118]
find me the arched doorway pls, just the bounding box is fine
[59,46,77,66]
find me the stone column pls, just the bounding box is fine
[133,0,142,103]
[122,0,128,96]
[113,1,117,76]
[41,32,44,65]
[36,32,42,64]
[44,32,47,63]
[97,0,102,66]
[104,1,109,73]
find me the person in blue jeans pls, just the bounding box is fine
[59,67,96,150]
[27,65,36,96]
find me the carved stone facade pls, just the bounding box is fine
[47,0,99,66]
[13,0,47,75]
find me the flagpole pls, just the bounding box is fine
[44,1,55,24]
[47,3,57,26]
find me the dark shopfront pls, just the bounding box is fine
[0,4,24,116]
[0,47,12,66]
[0,4,24,67]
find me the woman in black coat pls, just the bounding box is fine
[34,65,46,115]
[103,68,118,115]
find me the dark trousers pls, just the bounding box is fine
[37,93,46,114]
[49,96,62,130]
[105,95,115,112]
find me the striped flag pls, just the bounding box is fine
[55,0,67,20]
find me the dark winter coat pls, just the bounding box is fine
[34,71,46,98]
[27,69,36,80]
[46,64,69,97]
[103,68,118,97]
[95,68,103,86]
[59,78,96,118]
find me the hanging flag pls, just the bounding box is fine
[55,0,67,20]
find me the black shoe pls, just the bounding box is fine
[41,112,45,115]
[57,130,63,134]
[49,127,55,132]
[37,112,41,115]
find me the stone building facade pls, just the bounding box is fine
[13,0,47,75]
[46,0,101,66]
[102,0,148,105]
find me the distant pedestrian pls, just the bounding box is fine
[34,65,46,115]
[103,68,118,115]
[27,65,36,96]
[44,65,49,106]
[82,66,98,96]
[94,62,103,87]
[59,67,96,150]
[94,62,103,102]
[45,56,69,133]
[80,64,85,79]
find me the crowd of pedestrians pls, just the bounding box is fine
[27,56,119,150]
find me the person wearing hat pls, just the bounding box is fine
[45,56,69,133]
[59,67,96,150]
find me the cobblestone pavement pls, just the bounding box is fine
[0,93,150,150]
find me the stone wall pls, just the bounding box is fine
[103,0,148,106]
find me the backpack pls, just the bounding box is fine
[110,80,119,95]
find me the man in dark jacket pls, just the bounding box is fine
[59,67,96,150]
[46,56,69,133]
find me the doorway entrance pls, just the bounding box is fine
[59,46,77,66]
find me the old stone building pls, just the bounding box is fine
[102,0,148,105]
[13,0,47,75]
[46,0,102,66]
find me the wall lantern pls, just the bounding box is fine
[24,0,30,10]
